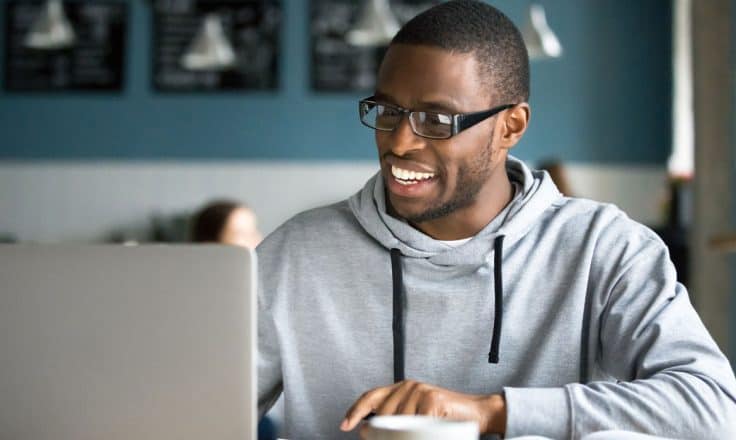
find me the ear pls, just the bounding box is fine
[497,103,531,150]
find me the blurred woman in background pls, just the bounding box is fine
[191,199,274,439]
[191,199,262,249]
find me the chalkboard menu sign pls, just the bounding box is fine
[153,0,280,92]
[4,0,127,91]
[310,0,439,92]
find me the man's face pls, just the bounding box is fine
[374,44,507,224]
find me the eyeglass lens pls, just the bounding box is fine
[360,101,453,139]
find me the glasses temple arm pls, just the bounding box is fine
[453,104,515,135]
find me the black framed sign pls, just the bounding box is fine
[153,0,281,92]
[310,0,439,92]
[4,0,127,91]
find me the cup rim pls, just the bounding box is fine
[368,415,478,433]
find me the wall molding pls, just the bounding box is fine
[0,160,666,243]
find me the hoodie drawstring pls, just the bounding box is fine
[390,248,405,382]
[389,236,505,381]
[488,235,504,364]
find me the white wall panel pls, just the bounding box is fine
[0,161,665,242]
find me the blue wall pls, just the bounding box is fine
[0,0,672,162]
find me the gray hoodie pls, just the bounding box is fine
[257,156,736,439]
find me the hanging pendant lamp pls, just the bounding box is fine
[25,0,76,50]
[522,4,563,60]
[181,14,237,72]
[346,0,400,47]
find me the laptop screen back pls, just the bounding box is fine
[0,244,256,440]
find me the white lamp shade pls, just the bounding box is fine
[346,0,400,47]
[24,0,76,50]
[181,14,237,72]
[522,4,563,60]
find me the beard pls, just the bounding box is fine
[403,138,497,224]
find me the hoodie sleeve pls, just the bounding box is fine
[504,227,736,439]
[256,233,285,419]
[257,279,283,419]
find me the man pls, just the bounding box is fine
[257,1,736,438]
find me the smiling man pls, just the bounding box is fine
[256,1,736,439]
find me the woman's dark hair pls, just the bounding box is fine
[190,200,244,243]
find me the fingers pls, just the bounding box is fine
[341,381,502,435]
[342,380,430,433]
[389,381,439,417]
[341,385,395,431]
[396,383,424,415]
[376,380,419,415]
[417,389,446,417]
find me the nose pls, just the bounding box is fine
[388,114,426,157]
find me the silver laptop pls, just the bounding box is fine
[0,244,257,440]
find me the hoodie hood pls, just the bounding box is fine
[348,155,562,266]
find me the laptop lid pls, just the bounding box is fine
[0,244,257,440]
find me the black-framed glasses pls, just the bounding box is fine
[358,96,515,140]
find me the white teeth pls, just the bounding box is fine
[391,165,435,182]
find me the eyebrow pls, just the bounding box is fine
[373,91,459,113]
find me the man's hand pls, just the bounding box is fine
[339,380,506,435]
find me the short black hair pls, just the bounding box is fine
[390,0,529,104]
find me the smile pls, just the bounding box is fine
[391,165,435,185]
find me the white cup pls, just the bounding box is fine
[365,415,479,440]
